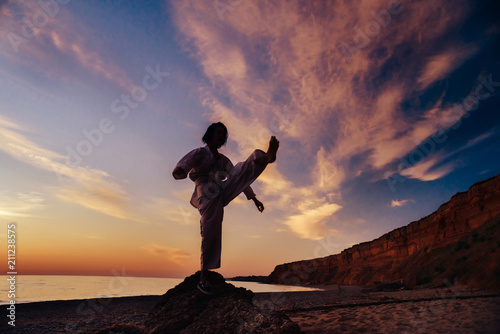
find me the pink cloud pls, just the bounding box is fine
[171,0,477,238]
[417,47,479,89]
[0,0,133,90]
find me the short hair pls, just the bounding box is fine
[202,122,228,147]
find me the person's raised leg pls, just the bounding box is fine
[255,136,279,165]
[221,136,280,206]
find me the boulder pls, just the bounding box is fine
[145,271,301,333]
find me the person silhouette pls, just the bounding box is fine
[173,122,279,294]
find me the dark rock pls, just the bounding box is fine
[370,280,406,292]
[145,271,301,334]
[95,323,148,334]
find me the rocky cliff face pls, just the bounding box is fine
[268,175,500,288]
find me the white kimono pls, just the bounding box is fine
[174,146,267,270]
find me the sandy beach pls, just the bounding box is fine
[2,286,499,333]
[254,286,500,334]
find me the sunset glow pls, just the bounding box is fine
[0,0,499,278]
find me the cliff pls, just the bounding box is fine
[268,175,500,289]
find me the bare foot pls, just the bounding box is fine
[267,136,279,163]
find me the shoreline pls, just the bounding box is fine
[2,287,499,333]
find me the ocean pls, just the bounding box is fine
[1,275,320,304]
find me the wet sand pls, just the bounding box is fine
[2,286,499,333]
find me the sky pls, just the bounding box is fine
[0,0,499,279]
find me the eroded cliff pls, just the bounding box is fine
[268,175,500,288]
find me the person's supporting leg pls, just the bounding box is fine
[199,195,224,274]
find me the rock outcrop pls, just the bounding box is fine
[268,175,500,289]
[145,271,301,334]
[95,324,147,334]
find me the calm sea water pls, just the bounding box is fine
[1,275,320,304]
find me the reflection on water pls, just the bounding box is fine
[227,281,322,293]
[0,275,321,304]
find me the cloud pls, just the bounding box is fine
[0,115,133,219]
[171,0,481,238]
[142,196,198,225]
[400,156,455,181]
[391,199,411,207]
[314,147,345,190]
[56,186,129,219]
[142,244,192,263]
[417,47,479,89]
[459,130,496,151]
[0,0,133,90]
[0,191,45,217]
[283,203,341,240]
[51,31,134,90]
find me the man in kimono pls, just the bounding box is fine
[172,122,279,294]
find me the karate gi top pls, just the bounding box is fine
[173,146,256,208]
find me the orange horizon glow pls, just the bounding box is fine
[0,0,498,282]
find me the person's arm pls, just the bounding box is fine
[251,196,264,213]
[223,157,264,212]
[243,186,264,212]
[172,148,203,180]
[172,166,187,179]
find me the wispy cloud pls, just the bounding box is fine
[142,196,197,225]
[0,0,133,90]
[171,0,482,239]
[0,191,45,217]
[142,243,192,264]
[400,155,455,181]
[283,203,341,240]
[50,31,134,90]
[0,115,133,219]
[459,130,496,151]
[417,47,479,89]
[56,186,129,219]
[391,199,412,207]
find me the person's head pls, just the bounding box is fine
[202,122,228,148]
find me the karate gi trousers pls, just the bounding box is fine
[197,149,267,270]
